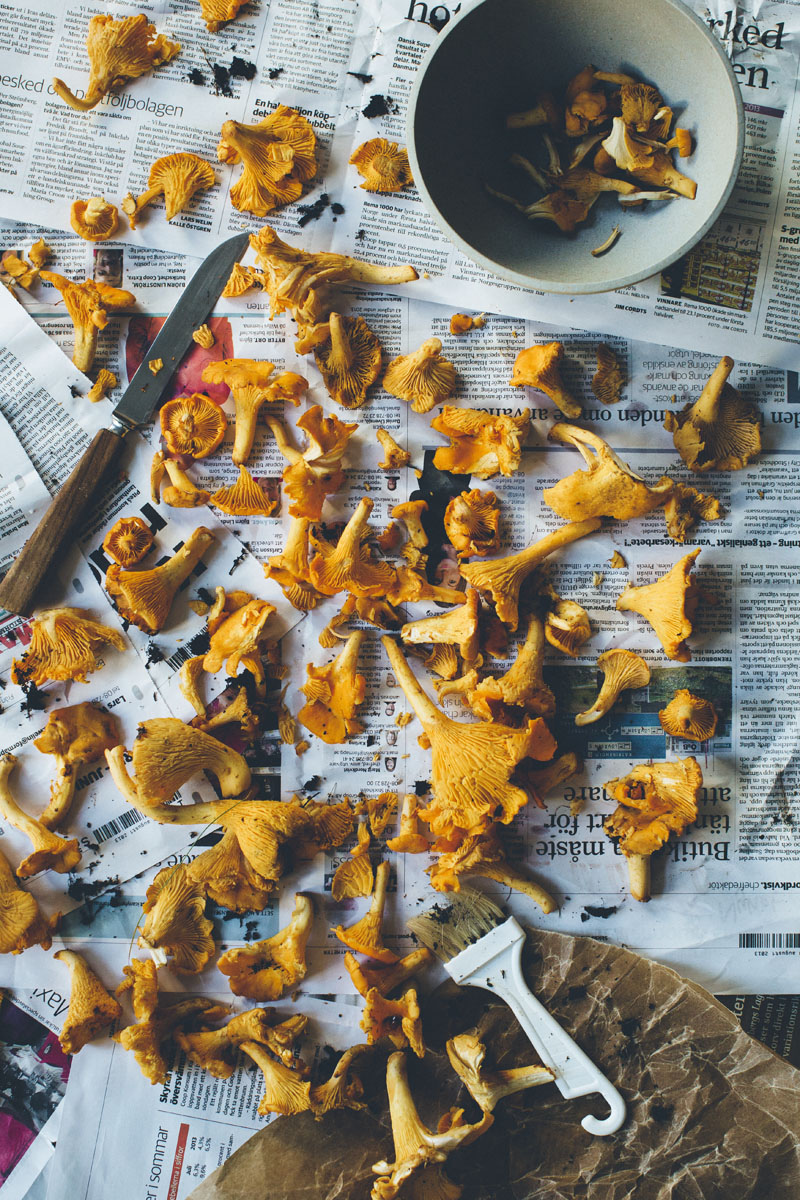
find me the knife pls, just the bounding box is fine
[0,231,250,617]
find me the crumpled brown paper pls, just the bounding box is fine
[189,927,800,1200]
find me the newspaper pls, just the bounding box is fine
[0,1,799,368]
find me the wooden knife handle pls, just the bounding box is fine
[0,427,125,617]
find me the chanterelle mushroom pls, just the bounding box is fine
[383,339,456,414]
[160,394,227,458]
[659,689,718,741]
[298,630,367,744]
[217,894,313,1000]
[218,106,317,216]
[11,607,125,687]
[201,357,305,465]
[333,859,398,963]
[616,550,700,662]
[54,950,121,1054]
[362,987,424,1057]
[510,342,580,418]
[106,527,215,633]
[575,649,650,726]
[592,342,626,405]
[382,639,556,841]
[40,271,136,373]
[198,0,249,32]
[350,138,413,192]
[0,755,81,879]
[460,519,601,630]
[371,1050,493,1200]
[544,423,674,521]
[376,428,411,470]
[467,613,555,721]
[52,14,180,112]
[332,822,374,900]
[116,995,229,1086]
[444,489,500,559]
[309,497,396,598]
[175,1008,284,1079]
[313,313,382,409]
[664,357,761,472]
[265,517,324,610]
[446,1031,553,1112]
[663,483,721,544]
[249,224,417,345]
[137,865,215,974]
[267,404,357,520]
[604,757,703,901]
[211,466,276,516]
[122,153,216,228]
[70,197,119,242]
[401,588,481,664]
[34,702,120,829]
[105,717,251,809]
[0,848,55,954]
[432,408,530,479]
[102,516,154,566]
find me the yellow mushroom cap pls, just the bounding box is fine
[350,138,413,192]
[52,14,180,112]
[314,313,382,409]
[211,466,277,516]
[137,864,215,974]
[432,407,530,479]
[198,0,249,32]
[616,550,700,662]
[217,893,313,1000]
[102,516,154,566]
[509,341,581,418]
[11,607,125,686]
[160,394,227,458]
[659,689,718,741]
[444,489,500,558]
[383,338,456,414]
[575,649,651,725]
[55,949,121,1054]
[70,197,119,242]
[105,527,216,634]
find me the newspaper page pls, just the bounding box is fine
[0,1,799,368]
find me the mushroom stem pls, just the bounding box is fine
[0,756,51,846]
[51,79,102,111]
[691,356,735,424]
[73,319,103,376]
[265,416,302,463]
[627,853,650,902]
[382,636,440,732]
[40,764,76,829]
[473,862,557,913]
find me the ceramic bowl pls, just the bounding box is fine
[406,0,744,294]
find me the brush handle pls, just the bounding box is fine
[447,917,626,1136]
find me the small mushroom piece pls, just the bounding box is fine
[309,497,396,597]
[33,702,121,829]
[137,864,215,973]
[122,153,216,227]
[178,655,206,717]
[104,717,251,808]
[28,239,51,268]
[105,527,215,633]
[313,313,382,409]
[542,590,592,657]
[11,607,125,687]
[116,996,230,1086]
[604,757,703,902]
[392,500,429,568]
[0,848,55,953]
[222,262,264,298]
[509,341,580,418]
[218,106,317,216]
[102,516,154,566]
[198,0,249,32]
[116,958,159,1020]
[52,14,180,111]
[361,986,424,1056]
[70,197,119,242]
[382,639,556,842]
[333,859,398,963]
[155,458,211,508]
[371,1051,493,1198]
[298,630,367,744]
[592,342,626,405]
[196,688,259,741]
[659,690,718,741]
[616,550,700,662]
[159,393,227,458]
[0,755,81,878]
[446,1032,553,1112]
[544,423,674,521]
[432,407,531,479]
[192,324,215,350]
[217,894,313,1000]
[386,794,429,855]
[2,251,38,290]
[565,65,608,135]
[663,483,721,543]
[449,312,485,334]
[268,404,357,520]
[39,271,136,374]
[210,466,277,516]
[375,428,411,469]
[444,490,500,558]
[240,1041,312,1116]
[350,138,413,192]
[383,338,456,414]
[401,588,481,665]
[203,594,276,682]
[468,613,555,720]
[664,357,761,472]
[265,517,324,610]
[332,822,374,900]
[368,793,399,839]
[461,519,601,631]
[54,950,121,1053]
[575,649,651,725]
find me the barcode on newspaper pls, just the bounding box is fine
[738,933,800,948]
[93,809,146,844]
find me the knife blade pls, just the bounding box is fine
[0,231,250,617]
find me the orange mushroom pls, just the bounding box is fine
[102,516,154,566]
[159,394,226,458]
[123,154,216,228]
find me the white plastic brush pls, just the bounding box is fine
[408,888,626,1136]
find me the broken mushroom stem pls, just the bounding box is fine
[627,853,650,903]
[690,355,735,424]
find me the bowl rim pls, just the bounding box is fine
[406,0,745,295]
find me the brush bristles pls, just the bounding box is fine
[407,888,506,962]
